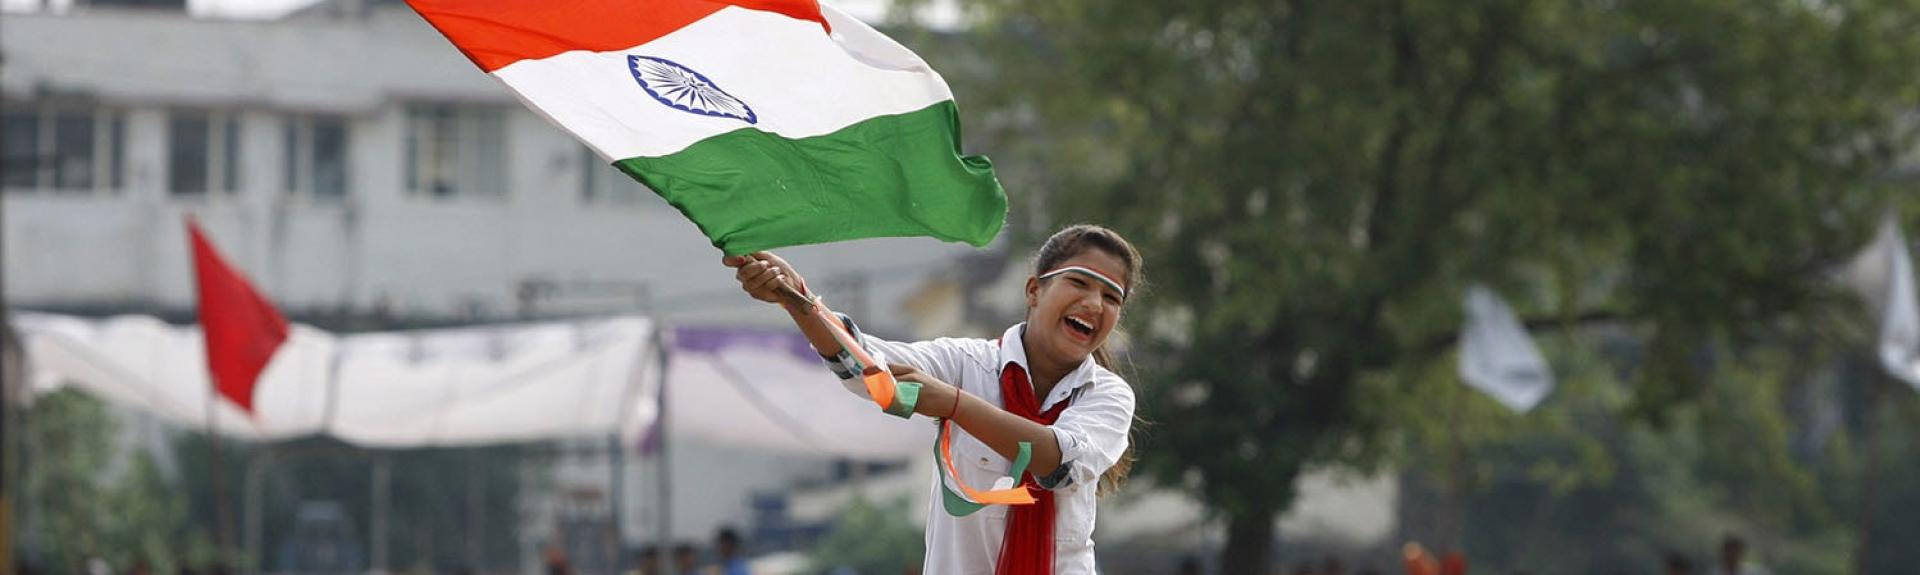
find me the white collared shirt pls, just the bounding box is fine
[837,323,1137,575]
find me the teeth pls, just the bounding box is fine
[1066,317,1092,332]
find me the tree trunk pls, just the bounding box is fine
[1221,507,1277,575]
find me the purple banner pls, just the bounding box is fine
[671,325,821,363]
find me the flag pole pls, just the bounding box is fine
[608,433,624,569]
[372,452,391,574]
[1853,371,1885,575]
[654,323,673,575]
[187,215,290,569]
[207,377,234,566]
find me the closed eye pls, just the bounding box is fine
[1064,275,1123,305]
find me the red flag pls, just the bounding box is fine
[187,218,289,414]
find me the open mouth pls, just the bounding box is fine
[1063,315,1096,342]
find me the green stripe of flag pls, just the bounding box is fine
[615,101,1007,256]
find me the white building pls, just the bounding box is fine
[1,1,997,572]
[0,0,983,330]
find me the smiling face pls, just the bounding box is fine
[1025,247,1130,370]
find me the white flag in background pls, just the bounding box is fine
[1459,284,1555,412]
[1838,215,1920,391]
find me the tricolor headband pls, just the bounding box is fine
[1039,265,1128,300]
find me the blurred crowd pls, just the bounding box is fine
[6,531,1780,575]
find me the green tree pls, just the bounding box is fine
[1386,334,1893,574]
[957,0,1920,572]
[97,453,194,573]
[18,389,116,570]
[17,390,193,572]
[808,496,924,575]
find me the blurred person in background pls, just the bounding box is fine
[1401,543,1438,575]
[672,543,699,575]
[630,545,660,575]
[1715,535,1770,575]
[1175,555,1202,575]
[714,527,749,575]
[544,545,572,575]
[1664,550,1694,575]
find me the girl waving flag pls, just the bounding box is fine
[728,225,1142,575]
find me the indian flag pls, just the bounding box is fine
[404,0,1007,256]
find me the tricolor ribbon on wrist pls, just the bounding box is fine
[936,419,1036,515]
[803,301,917,418]
[804,292,1036,515]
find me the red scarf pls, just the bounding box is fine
[995,363,1073,575]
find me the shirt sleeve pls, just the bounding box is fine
[1039,373,1136,491]
[820,313,974,399]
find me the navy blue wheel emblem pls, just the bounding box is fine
[628,55,757,124]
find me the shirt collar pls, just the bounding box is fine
[1001,323,1099,409]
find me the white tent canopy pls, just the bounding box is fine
[11,312,931,456]
[15,312,662,447]
[667,326,934,459]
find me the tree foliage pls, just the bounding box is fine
[16,390,195,573]
[807,496,925,575]
[951,0,1920,572]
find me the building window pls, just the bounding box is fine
[168,110,242,196]
[1,104,126,194]
[580,146,660,206]
[284,115,350,200]
[86,0,188,9]
[405,104,505,199]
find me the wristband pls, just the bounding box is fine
[947,387,963,420]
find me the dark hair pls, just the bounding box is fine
[1031,224,1144,497]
